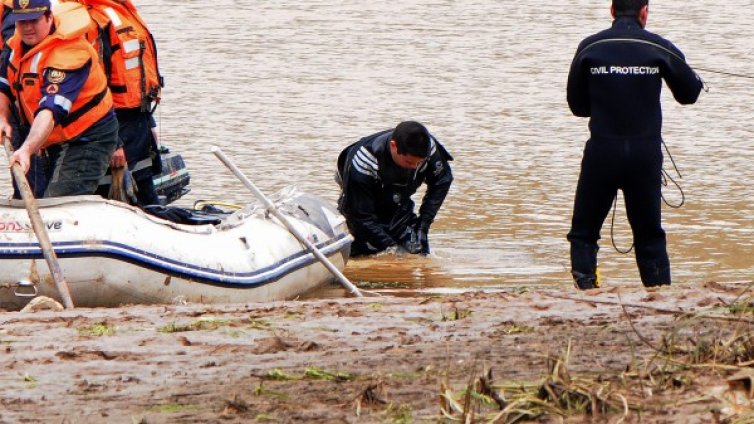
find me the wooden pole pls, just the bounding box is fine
[211,146,363,298]
[3,137,74,309]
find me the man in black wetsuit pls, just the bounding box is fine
[336,121,453,257]
[566,0,703,289]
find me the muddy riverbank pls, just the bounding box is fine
[1,281,753,423]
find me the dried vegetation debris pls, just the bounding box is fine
[0,282,753,422]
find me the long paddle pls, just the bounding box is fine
[211,146,363,298]
[3,136,74,309]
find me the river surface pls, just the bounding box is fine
[7,1,754,296]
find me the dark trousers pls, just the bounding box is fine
[567,138,670,286]
[44,117,119,197]
[11,120,47,199]
[95,109,160,206]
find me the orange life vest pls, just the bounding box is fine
[6,9,113,147]
[78,0,162,110]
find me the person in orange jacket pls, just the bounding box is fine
[1,0,48,198]
[0,0,118,197]
[76,0,164,206]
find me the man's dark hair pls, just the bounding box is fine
[612,0,648,16]
[392,121,430,157]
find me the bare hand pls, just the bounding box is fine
[9,148,30,174]
[110,147,127,168]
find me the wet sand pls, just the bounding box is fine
[1,281,753,423]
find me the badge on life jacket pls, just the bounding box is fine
[46,84,59,94]
[47,69,66,84]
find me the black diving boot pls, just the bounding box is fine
[572,270,600,290]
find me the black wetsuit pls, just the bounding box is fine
[337,129,453,257]
[566,16,703,286]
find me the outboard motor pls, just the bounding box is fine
[153,146,191,205]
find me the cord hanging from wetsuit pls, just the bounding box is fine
[609,140,685,255]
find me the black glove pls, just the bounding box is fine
[400,226,423,254]
[415,222,430,255]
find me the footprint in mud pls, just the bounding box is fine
[642,292,667,302]
[696,297,722,307]
[55,350,140,361]
[250,336,321,354]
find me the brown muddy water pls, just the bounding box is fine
[4,1,754,297]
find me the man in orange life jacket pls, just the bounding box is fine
[76,0,164,206]
[0,0,118,197]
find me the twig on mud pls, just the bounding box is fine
[730,281,754,306]
[222,395,250,414]
[541,292,754,325]
[617,291,661,352]
[351,382,388,416]
[542,292,686,314]
[480,369,507,410]
[615,292,754,372]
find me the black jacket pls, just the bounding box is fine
[337,129,453,251]
[567,17,703,142]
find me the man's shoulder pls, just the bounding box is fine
[348,144,380,180]
[45,37,94,70]
[577,27,612,49]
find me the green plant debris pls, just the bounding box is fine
[263,367,355,381]
[265,369,298,381]
[441,306,473,321]
[384,403,413,424]
[80,322,116,337]
[660,328,754,366]
[148,403,200,413]
[253,382,290,400]
[728,300,754,316]
[283,311,303,320]
[304,366,356,381]
[358,281,407,290]
[440,344,632,423]
[500,323,536,334]
[248,318,272,329]
[157,317,233,333]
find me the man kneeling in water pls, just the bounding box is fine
[336,121,453,257]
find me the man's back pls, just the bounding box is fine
[567,16,702,142]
